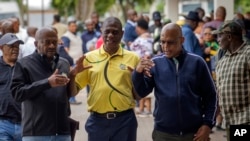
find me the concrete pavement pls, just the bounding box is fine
[70,89,227,141]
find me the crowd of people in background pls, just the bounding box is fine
[0,5,250,141]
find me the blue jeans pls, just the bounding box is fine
[22,135,71,141]
[0,119,22,141]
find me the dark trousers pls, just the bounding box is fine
[85,110,137,141]
[152,129,195,141]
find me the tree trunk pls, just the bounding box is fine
[118,0,135,22]
[75,0,96,22]
[16,0,25,27]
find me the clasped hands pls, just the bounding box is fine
[135,56,155,77]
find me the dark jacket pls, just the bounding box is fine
[122,20,138,44]
[132,50,217,135]
[0,57,21,123]
[80,30,101,53]
[57,44,74,66]
[11,52,71,136]
[182,24,202,57]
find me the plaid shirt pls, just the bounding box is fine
[216,42,250,126]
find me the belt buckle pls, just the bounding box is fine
[106,113,116,119]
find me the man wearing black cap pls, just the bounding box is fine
[182,11,202,56]
[149,11,162,34]
[214,20,250,141]
[149,11,163,55]
[0,33,24,141]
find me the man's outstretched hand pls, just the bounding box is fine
[70,55,92,76]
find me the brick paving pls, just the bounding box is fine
[70,89,226,141]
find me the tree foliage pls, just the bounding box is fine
[234,0,250,13]
[49,0,250,24]
[51,0,96,22]
[95,0,115,15]
[95,0,153,21]
[51,0,75,18]
[76,0,96,21]
[15,0,25,24]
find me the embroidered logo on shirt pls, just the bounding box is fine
[119,64,127,70]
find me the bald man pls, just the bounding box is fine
[122,9,138,49]
[201,6,227,42]
[1,20,15,35]
[204,6,226,30]
[9,17,28,41]
[11,27,73,141]
[132,23,217,141]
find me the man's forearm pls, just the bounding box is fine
[68,72,79,97]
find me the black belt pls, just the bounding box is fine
[90,109,133,119]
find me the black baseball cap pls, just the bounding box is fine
[153,11,161,21]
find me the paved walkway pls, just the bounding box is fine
[70,89,227,141]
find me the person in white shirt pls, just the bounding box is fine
[19,27,37,58]
[61,20,82,63]
[9,17,28,42]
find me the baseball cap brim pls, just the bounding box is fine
[153,17,161,21]
[184,16,201,22]
[211,30,222,34]
[0,39,24,46]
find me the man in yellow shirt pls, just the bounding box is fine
[70,17,139,141]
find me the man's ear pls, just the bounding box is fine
[34,41,38,48]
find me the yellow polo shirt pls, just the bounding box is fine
[75,46,139,113]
